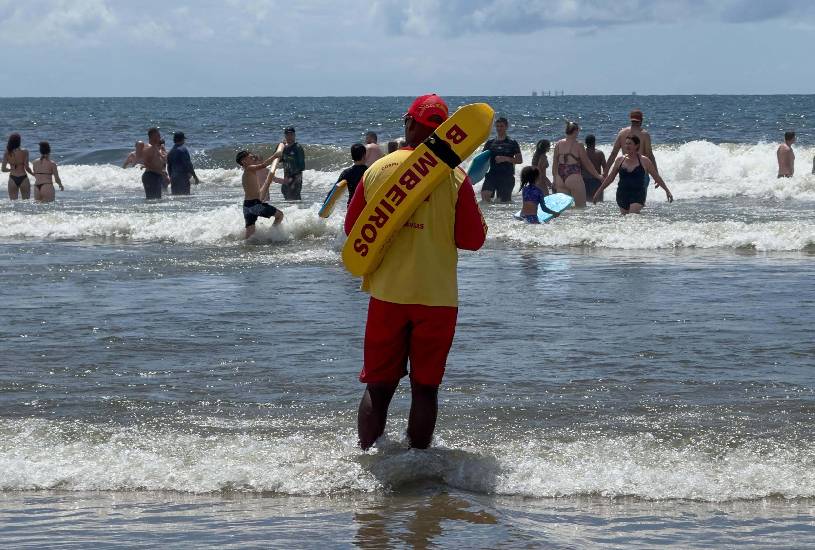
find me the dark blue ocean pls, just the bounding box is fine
[1,96,814,548]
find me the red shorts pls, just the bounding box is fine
[361,297,458,386]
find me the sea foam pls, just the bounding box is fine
[1,418,812,501]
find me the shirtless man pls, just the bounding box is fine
[364,131,383,166]
[777,131,795,178]
[606,110,657,196]
[123,141,145,168]
[237,149,284,239]
[141,128,169,199]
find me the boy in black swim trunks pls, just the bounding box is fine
[237,150,284,239]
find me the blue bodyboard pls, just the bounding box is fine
[466,149,492,184]
[514,193,575,223]
[318,180,348,218]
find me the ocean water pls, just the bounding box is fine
[1,96,815,548]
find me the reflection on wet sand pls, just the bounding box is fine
[355,491,497,549]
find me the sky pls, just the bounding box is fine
[3,0,815,96]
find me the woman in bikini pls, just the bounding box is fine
[32,141,64,203]
[2,133,33,200]
[551,122,603,208]
[531,139,553,193]
[593,135,673,215]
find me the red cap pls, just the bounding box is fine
[630,109,644,123]
[405,94,449,129]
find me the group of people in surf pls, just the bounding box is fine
[7,108,807,226]
[480,110,674,219]
[122,128,207,199]
[2,133,63,202]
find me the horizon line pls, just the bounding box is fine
[2,93,815,100]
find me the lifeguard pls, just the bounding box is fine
[344,94,488,450]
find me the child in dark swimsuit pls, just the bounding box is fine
[518,166,559,224]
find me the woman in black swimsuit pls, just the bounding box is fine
[594,135,673,215]
[2,133,33,200]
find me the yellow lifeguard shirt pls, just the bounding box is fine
[361,149,466,307]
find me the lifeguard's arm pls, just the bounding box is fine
[579,145,603,180]
[53,163,63,189]
[642,157,672,201]
[455,175,488,250]
[122,153,135,169]
[344,175,367,235]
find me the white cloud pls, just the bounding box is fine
[0,0,116,45]
[375,0,815,36]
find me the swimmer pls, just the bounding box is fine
[518,166,559,224]
[594,135,673,215]
[272,127,305,200]
[123,141,145,168]
[606,109,657,195]
[364,131,383,166]
[552,122,603,208]
[31,141,63,203]
[777,131,795,178]
[237,149,284,239]
[159,139,168,190]
[481,117,522,203]
[2,133,33,200]
[334,143,367,204]
[386,141,399,154]
[531,139,553,193]
[167,132,200,195]
[141,128,169,199]
[583,134,607,202]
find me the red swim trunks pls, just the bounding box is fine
[361,297,458,386]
